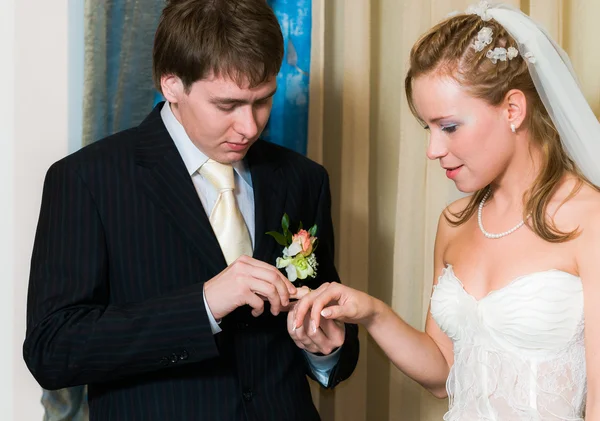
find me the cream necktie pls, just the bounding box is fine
[199,159,253,265]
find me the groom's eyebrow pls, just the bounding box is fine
[209,88,278,106]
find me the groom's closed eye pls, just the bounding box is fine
[209,88,278,112]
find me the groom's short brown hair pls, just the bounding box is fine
[153,0,284,93]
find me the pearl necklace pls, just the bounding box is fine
[477,190,526,239]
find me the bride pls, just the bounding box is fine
[290,2,600,420]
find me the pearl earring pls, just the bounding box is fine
[510,123,516,133]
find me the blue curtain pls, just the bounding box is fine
[264,0,312,155]
[41,387,88,421]
[82,0,164,145]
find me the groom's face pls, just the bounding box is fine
[411,74,514,192]
[162,73,277,164]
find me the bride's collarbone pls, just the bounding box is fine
[444,239,578,296]
[447,265,558,300]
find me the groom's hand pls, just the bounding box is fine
[287,287,345,355]
[203,255,297,320]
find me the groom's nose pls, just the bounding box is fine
[233,105,259,140]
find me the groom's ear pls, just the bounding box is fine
[161,74,186,103]
[504,89,527,131]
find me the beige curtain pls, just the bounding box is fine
[307,1,600,420]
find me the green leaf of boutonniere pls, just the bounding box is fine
[266,231,288,246]
[308,224,317,237]
[282,213,290,234]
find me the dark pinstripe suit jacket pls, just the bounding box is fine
[23,104,359,421]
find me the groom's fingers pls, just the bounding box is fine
[239,255,297,294]
[318,317,345,345]
[247,265,291,307]
[281,287,311,313]
[259,280,312,313]
[246,291,265,317]
[249,278,287,315]
[290,286,311,301]
[305,323,332,353]
[281,300,297,313]
[296,317,343,355]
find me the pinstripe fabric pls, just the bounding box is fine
[24,104,359,421]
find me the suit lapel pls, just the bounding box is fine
[135,104,227,276]
[247,140,287,263]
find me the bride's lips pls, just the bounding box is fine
[444,165,463,179]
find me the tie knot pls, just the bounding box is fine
[199,159,235,191]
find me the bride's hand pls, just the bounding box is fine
[292,282,377,330]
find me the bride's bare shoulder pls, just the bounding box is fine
[436,195,474,239]
[553,178,600,233]
[445,195,473,216]
[439,195,473,226]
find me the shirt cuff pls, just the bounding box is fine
[203,289,222,334]
[303,346,342,387]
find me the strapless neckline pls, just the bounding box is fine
[431,264,586,420]
[444,264,580,302]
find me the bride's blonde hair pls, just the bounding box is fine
[405,14,595,242]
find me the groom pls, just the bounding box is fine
[23,0,359,420]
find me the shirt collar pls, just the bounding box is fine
[160,102,252,187]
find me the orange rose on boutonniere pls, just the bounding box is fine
[266,214,318,283]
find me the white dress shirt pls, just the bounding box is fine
[160,103,339,386]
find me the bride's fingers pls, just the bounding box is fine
[310,287,342,329]
[320,305,345,320]
[293,295,313,329]
[293,283,330,328]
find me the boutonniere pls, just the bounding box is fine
[266,213,318,283]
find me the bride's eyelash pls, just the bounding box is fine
[422,124,458,133]
[441,124,458,133]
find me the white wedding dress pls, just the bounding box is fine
[430,264,586,420]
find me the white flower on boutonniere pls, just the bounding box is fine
[266,214,318,283]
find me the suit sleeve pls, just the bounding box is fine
[305,168,360,389]
[23,161,219,390]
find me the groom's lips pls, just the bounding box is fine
[225,142,250,152]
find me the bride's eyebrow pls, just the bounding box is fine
[429,115,455,124]
[421,114,457,129]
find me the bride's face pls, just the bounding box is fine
[411,74,515,193]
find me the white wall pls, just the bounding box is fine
[1,0,83,419]
[0,0,17,417]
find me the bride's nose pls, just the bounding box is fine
[426,132,448,160]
